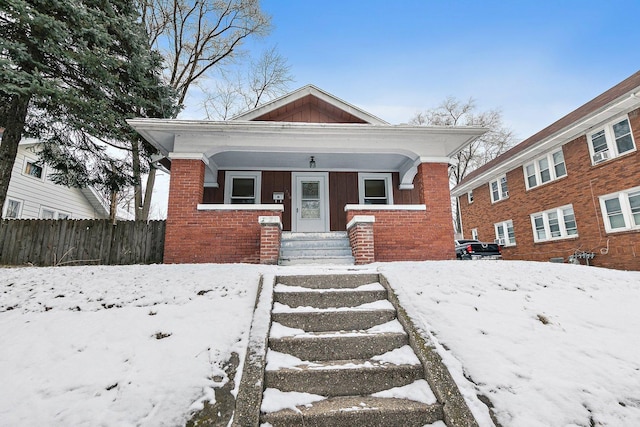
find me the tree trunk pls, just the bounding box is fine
[0,94,31,212]
[140,166,156,220]
[110,191,118,224]
[131,140,143,220]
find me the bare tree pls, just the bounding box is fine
[141,0,271,105]
[411,97,516,232]
[134,0,286,219]
[411,97,515,185]
[202,46,294,119]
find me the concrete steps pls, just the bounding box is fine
[279,232,354,265]
[259,274,445,426]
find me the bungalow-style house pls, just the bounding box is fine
[1,137,110,220]
[452,71,640,271]
[128,85,485,264]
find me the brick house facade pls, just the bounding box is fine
[452,71,640,271]
[130,85,485,264]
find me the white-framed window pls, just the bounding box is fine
[467,190,474,204]
[494,220,516,246]
[358,173,393,205]
[39,207,71,219]
[489,175,509,203]
[523,148,567,189]
[599,186,640,233]
[3,198,22,219]
[223,171,261,204]
[23,158,44,180]
[587,116,636,164]
[530,205,578,242]
[471,228,479,240]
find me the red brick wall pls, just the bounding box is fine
[165,159,283,264]
[347,220,375,265]
[459,108,640,270]
[344,162,456,262]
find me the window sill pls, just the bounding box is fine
[525,174,568,192]
[603,227,640,236]
[197,204,284,211]
[533,235,580,245]
[490,197,510,204]
[590,148,637,168]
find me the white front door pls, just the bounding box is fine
[292,172,329,232]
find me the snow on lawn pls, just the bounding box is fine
[0,264,266,426]
[2,261,640,426]
[380,261,640,427]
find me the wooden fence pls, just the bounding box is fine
[0,219,165,266]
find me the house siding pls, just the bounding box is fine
[3,145,106,219]
[459,107,640,270]
[202,170,423,232]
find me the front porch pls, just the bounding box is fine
[163,159,457,265]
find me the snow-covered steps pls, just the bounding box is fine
[261,395,444,427]
[279,232,354,265]
[268,327,409,361]
[259,273,447,427]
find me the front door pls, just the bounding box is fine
[292,172,329,232]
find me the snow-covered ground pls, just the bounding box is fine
[1,261,639,426]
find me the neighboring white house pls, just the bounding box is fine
[1,138,110,220]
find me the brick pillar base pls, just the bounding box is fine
[259,216,282,265]
[347,215,375,265]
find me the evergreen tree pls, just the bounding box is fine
[0,0,176,215]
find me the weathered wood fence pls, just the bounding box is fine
[0,219,165,266]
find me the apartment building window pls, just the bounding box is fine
[489,175,509,202]
[599,187,640,232]
[494,220,516,246]
[530,205,578,242]
[4,199,22,218]
[224,171,261,204]
[467,190,474,204]
[587,116,636,164]
[359,173,393,205]
[523,149,567,189]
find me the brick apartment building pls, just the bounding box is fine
[452,71,640,271]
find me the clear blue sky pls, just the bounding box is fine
[242,0,640,141]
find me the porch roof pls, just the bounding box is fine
[127,119,486,188]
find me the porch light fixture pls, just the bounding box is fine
[309,156,316,168]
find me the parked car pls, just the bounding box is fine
[455,240,502,260]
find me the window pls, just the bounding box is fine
[224,171,261,204]
[358,173,393,205]
[599,187,640,232]
[587,116,636,164]
[24,160,43,179]
[530,205,578,242]
[523,149,567,189]
[471,228,478,240]
[489,175,509,202]
[4,199,22,218]
[467,190,474,204]
[494,220,516,246]
[39,207,71,219]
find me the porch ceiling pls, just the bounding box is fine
[127,119,487,187]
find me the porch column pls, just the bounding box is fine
[259,216,282,265]
[417,162,456,259]
[347,215,375,264]
[164,157,206,263]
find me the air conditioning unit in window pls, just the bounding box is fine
[494,238,506,246]
[592,150,610,164]
[503,191,509,197]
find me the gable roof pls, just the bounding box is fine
[231,84,389,125]
[452,70,640,196]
